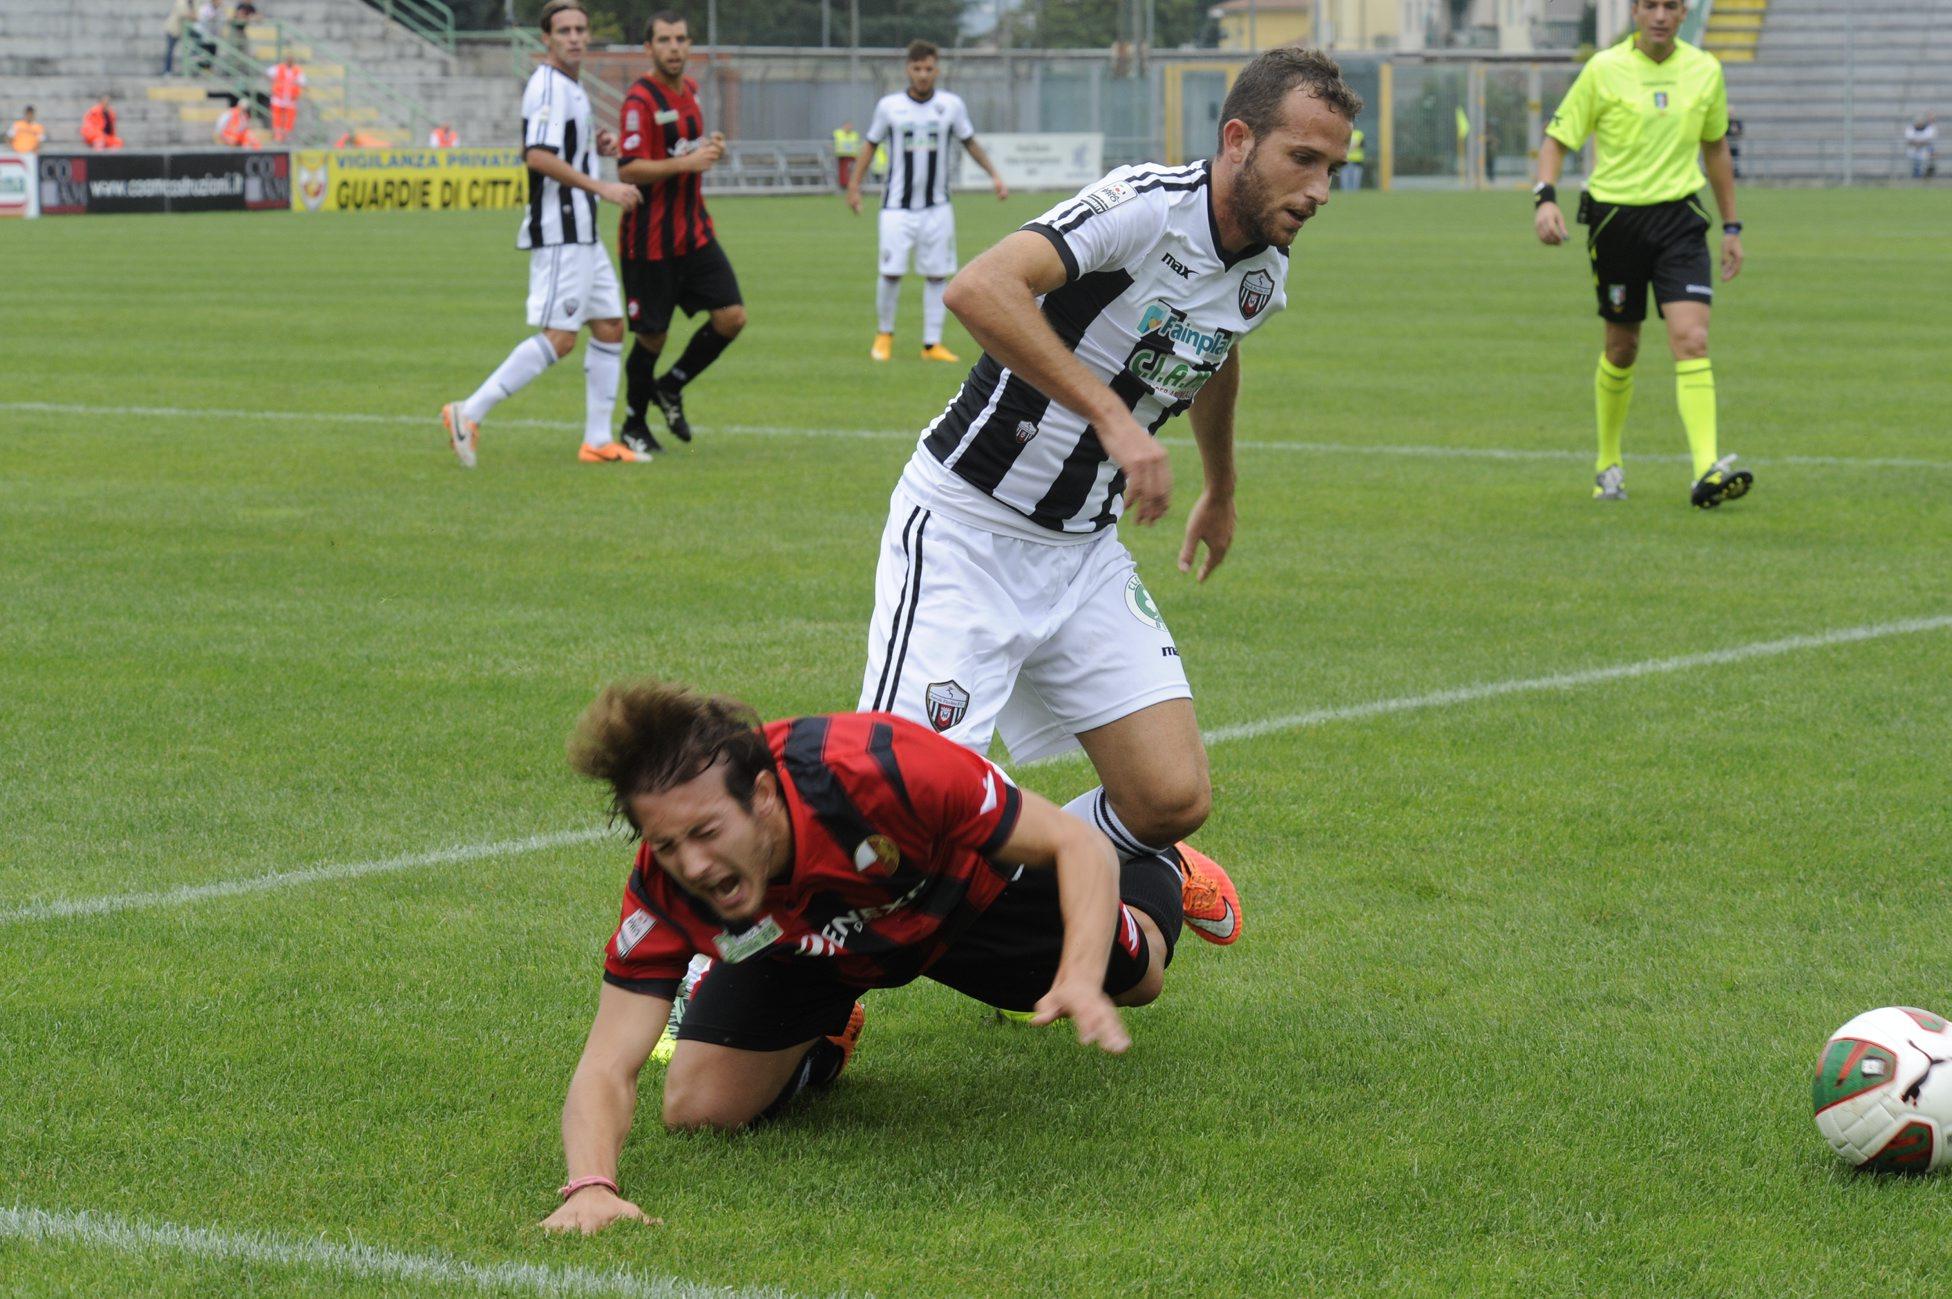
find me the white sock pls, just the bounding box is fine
[463,335,557,426]
[922,278,947,347]
[876,276,900,334]
[583,338,621,447]
[1062,787,1179,870]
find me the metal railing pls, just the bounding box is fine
[196,19,443,147]
[361,0,457,53]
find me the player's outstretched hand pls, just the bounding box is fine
[540,1188,661,1236]
[1032,979,1131,1054]
[1535,201,1567,245]
[1177,488,1235,583]
[601,181,642,210]
[1720,231,1743,282]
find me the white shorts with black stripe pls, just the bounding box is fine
[877,204,957,278]
[525,243,623,331]
[858,482,1191,764]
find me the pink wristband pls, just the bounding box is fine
[558,1175,619,1201]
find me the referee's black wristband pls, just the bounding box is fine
[1722,221,1743,235]
[1532,182,1557,208]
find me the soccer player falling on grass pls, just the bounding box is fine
[842,39,1009,364]
[543,680,1186,1234]
[1532,0,1751,508]
[441,0,645,467]
[614,11,748,456]
[857,46,1360,951]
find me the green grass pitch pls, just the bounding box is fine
[2,186,1950,1297]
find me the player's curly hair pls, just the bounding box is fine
[1218,45,1363,146]
[567,679,776,834]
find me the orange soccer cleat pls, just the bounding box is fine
[869,332,893,362]
[919,343,961,363]
[441,402,478,468]
[1176,841,1242,946]
[828,1001,867,1079]
[578,441,646,463]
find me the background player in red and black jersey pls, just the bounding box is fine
[614,12,746,455]
[541,679,1205,1235]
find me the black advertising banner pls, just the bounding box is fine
[37,151,289,215]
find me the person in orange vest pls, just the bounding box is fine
[215,99,262,148]
[9,105,46,153]
[267,57,306,143]
[80,95,124,150]
[334,129,388,148]
[428,122,458,148]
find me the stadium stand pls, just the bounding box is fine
[1721,0,1952,180]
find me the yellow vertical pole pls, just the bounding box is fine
[1378,60,1393,192]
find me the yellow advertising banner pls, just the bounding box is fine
[291,146,528,213]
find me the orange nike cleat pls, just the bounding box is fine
[870,332,893,362]
[828,1001,867,1079]
[1176,842,1242,946]
[441,402,478,469]
[919,343,960,362]
[578,441,645,463]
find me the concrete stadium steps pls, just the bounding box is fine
[1703,0,1768,63]
[1721,0,1952,179]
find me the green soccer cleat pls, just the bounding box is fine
[1691,454,1754,509]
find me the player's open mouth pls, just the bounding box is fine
[710,878,747,910]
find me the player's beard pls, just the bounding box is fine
[1226,142,1290,248]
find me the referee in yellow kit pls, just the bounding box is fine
[1532,0,1750,508]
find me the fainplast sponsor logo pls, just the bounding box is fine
[1135,300,1233,357]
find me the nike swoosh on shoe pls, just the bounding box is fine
[1185,904,1236,940]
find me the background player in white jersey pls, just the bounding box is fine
[843,40,1008,364]
[441,0,644,467]
[860,46,1361,945]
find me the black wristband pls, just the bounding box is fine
[1722,221,1743,235]
[1533,181,1557,207]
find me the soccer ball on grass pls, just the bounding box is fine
[1813,1006,1952,1173]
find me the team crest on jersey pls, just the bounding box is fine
[1014,420,1039,444]
[1654,92,1669,110]
[1608,283,1628,311]
[1238,268,1275,319]
[622,133,640,151]
[853,834,901,874]
[1124,575,1167,630]
[562,298,578,318]
[926,679,970,732]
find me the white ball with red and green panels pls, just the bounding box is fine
[1814,1006,1952,1173]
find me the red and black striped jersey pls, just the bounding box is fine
[618,73,715,262]
[603,713,1023,995]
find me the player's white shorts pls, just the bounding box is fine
[525,242,623,331]
[859,484,1191,764]
[877,204,957,278]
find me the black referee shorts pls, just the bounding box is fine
[675,867,1155,1053]
[622,238,743,337]
[1580,192,1714,325]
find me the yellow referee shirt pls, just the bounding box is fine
[1546,36,1728,205]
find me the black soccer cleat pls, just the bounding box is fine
[1691,454,1754,509]
[619,417,663,457]
[652,379,692,443]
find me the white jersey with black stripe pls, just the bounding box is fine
[866,89,975,212]
[899,160,1290,540]
[516,63,599,250]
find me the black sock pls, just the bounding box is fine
[624,341,660,423]
[753,1037,845,1126]
[664,323,735,391]
[1119,853,1184,967]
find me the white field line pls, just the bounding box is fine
[3,400,1947,471]
[0,1205,806,1299]
[0,828,611,926]
[9,616,1949,925]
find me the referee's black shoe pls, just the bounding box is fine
[1691,454,1754,509]
[652,379,693,444]
[620,417,664,457]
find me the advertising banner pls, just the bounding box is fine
[954,133,1105,192]
[291,146,528,213]
[0,152,36,218]
[35,150,289,215]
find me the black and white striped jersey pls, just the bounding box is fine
[517,63,598,249]
[866,89,975,211]
[899,160,1290,539]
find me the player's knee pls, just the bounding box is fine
[542,329,578,359]
[660,1079,755,1132]
[635,331,669,352]
[1605,338,1639,368]
[713,306,747,337]
[1121,774,1210,846]
[1117,965,1164,1008]
[589,318,624,345]
[1672,326,1709,359]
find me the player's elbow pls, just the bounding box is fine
[940,269,979,320]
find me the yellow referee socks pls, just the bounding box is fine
[1595,355,1634,472]
[1675,358,1718,479]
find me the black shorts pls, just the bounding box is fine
[622,239,742,337]
[676,866,1154,1053]
[1580,192,1714,324]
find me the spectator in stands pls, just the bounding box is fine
[165,0,196,75]
[1342,121,1364,189]
[429,122,459,147]
[833,120,860,188]
[81,95,124,150]
[9,106,46,154]
[1906,115,1938,179]
[194,0,221,69]
[216,98,262,148]
[230,0,258,51]
[267,55,305,142]
[336,129,387,148]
